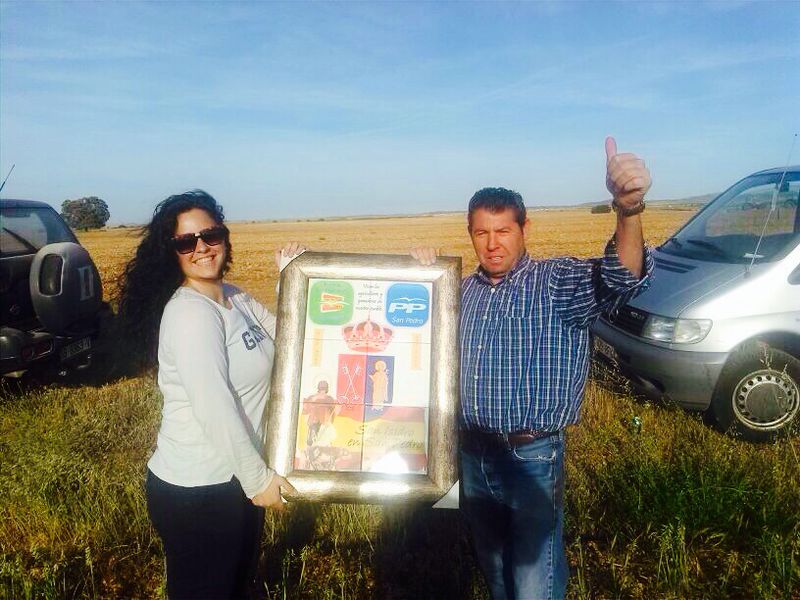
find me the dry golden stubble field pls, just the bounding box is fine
[6,206,799,598]
[80,207,694,308]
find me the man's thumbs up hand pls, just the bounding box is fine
[605,136,651,214]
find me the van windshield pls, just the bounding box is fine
[0,206,76,258]
[660,171,800,264]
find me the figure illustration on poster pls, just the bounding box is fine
[303,380,336,446]
[369,360,389,406]
[305,404,340,470]
[366,356,394,406]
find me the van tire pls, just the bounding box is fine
[710,343,800,442]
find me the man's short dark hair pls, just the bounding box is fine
[468,187,527,230]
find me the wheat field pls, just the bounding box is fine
[3,207,798,599]
[81,207,694,308]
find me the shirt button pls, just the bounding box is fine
[477,345,482,350]
[482,315,488,320]
[473,374,479,380]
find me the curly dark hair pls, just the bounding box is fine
[115,190,232,369]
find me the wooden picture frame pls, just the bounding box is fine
[265,251,461,504]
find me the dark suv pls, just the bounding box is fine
[1,199,103,376]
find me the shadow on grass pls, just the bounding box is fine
[258,502,320,596]
[1,309,151,397]
[256,503,484,600]
[372,505,481,600]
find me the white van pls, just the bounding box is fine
[593,165,800,441]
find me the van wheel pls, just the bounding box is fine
[710,344,800,442]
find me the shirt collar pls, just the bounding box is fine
[474,253,532,287]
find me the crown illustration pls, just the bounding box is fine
[342,317,393,352]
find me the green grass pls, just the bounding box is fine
[0,377,162,598]
[567,375,800,599]
[1,369,798,599]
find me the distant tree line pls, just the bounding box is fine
[61,197,110,230]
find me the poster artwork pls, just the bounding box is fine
[295,279,432,474]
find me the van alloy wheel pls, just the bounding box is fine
[710,344,800,442]
[731,368,799,430]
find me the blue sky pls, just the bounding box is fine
[1,1,798,224]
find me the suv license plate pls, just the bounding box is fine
[61,337,91,360]
[594,337,618,362]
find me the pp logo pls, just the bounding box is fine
[385,283,429,327]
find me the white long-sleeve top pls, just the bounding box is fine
[147,284,276,498]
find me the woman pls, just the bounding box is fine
[117,190,299,599]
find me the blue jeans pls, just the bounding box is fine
[460,432,567,600]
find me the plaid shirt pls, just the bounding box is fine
[460,237,654,433]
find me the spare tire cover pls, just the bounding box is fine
[29,242,103,336]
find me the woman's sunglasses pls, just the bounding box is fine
[172,225,228,255]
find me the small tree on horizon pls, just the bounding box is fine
[590,203,612,214]
[61,197,111,230]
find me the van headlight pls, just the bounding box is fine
[642,316,712,343]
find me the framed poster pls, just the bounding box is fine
[265,251,461,504]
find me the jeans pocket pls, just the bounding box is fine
[511,440,558,463]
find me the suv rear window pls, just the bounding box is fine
[1,207,76,258]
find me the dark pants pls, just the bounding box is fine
[460,432,568,600]
[146,470,265,600]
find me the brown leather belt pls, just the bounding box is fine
[461,429,557,452]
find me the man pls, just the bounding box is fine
[304,380,337,446]
[413,137,653,599]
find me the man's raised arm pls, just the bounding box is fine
[605,136,650,279]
